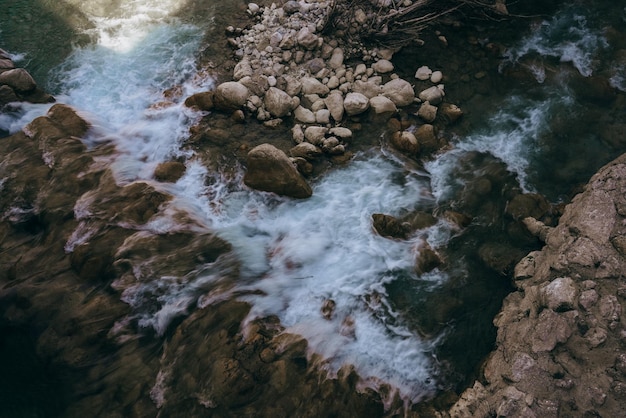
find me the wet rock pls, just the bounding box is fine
[290,142,322,160]
[417,101,437,122]
[440,102,463,123]
[0,84,19,106]
[506,193,551,221]
[372,213,409,239]
[415,243,443,275]
[154,161,186,182]
[184,91,214,111]
[47,104,90,138]
[0,68,36,93]
[243,144,312,198]
[414,124,438,154]
[390,130,419,155]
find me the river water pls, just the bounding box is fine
[1,0,625,414]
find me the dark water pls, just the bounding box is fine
[1,0,625,415]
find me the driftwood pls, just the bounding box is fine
[322,0,509,51]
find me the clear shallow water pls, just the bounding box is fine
[1,0,625,412]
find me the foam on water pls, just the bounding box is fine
[501,9,608,80]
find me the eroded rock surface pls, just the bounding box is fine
[449,153,626,417]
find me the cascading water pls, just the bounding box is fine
[1,0,625,413]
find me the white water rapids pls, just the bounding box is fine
[0,0,620,404]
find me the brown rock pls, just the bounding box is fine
[372,213,410,239]
[390,130,419,155]
[47,104,90,138]
[154,161,186,182]
[415,243,443,275]
[184,91,214,111]
[0,68,36,93]
[243,144,312,198]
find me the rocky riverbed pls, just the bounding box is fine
[2,0,626,416]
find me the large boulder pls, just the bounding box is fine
[0,68,36,93]
[214,81,250,111]
[390,130,419,155]
[243,144,312,198]
[369,95,397,121]
[343,92,369,116]
[382,78,415,107]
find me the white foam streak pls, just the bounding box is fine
[502,11,607,79]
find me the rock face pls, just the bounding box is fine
[243,143,312,198]
[449,153,626,418]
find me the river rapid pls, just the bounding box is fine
[1,0,625,416]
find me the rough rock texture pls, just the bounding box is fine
[243,143,312,198]
[449,153,626,418]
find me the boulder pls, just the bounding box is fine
[414,124,438,153]
[304,126,328,145]
[0,68,36,93]
[352,79,382,99]
[0,84,19,106]
[372,213,410,239]
[417,101,437,122]
[243,144,312,198]
[440,103,463,123]
[184,91,214,111]
[368,95,397,121]
[154,161,186,182]
[382,78,415,107]
[343,92,369,116]
[47,104,90,138]
[233,60,253,80]
[301,77,330,95]
[290,142,322,160]
[372,59,394,74]
[324,92,345,122]
[214,82,250,111]
[293,106,316,124]
[390,130,419,155]
[415,66,432,80]
[264,87,295,117]
[418,86,444,105]
[415,243,443,275]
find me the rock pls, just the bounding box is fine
[506,193,551,221]
[414,124,438,153]
[293,106,316,123]
[301,77,330,95]
[440,103,463,123]
[47,104,90,138]
[0,68,36,93]
[304,126,328,145]
[329,127,352,140]
[305,58,326,74]
[243,144,312,198]
[154,161,186,182]
[382,78,415,107]
[352,79,382,99]
[214,82,250,111]
[415,66,432,80]
[324,92,345,122]
[372,213,410,239]
[233,60,253,80]
[283,75,302,96]
[522,217,552,242]
[430,71,443,83]
[184,91,214,111]
[290,142,322,160]
[390,130,419,155]
[418,85,444,105]
[296,27,319,50]
[315,109,331,124]
[372,59,394,74]
[415,243,443,275]
[343,92,369,116]
[531,309,576,352]
[0,58,15,70]
[328,48,344,69]
[368,95,397,121]
[283,1,301,14]
[239,75,269,96]
[542,277,577,311]
[417,101,437,122]
[264,87,295,117]
[247,2,260,15]
[0,84,19,105]
[291,124,305,143]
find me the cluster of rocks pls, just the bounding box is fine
[0,48,54,107]
[185,0,464,198]
[448,153,626,417]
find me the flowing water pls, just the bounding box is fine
[1,0,625,414]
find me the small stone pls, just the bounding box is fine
[415,66,432,80]
[430,70,443,83]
